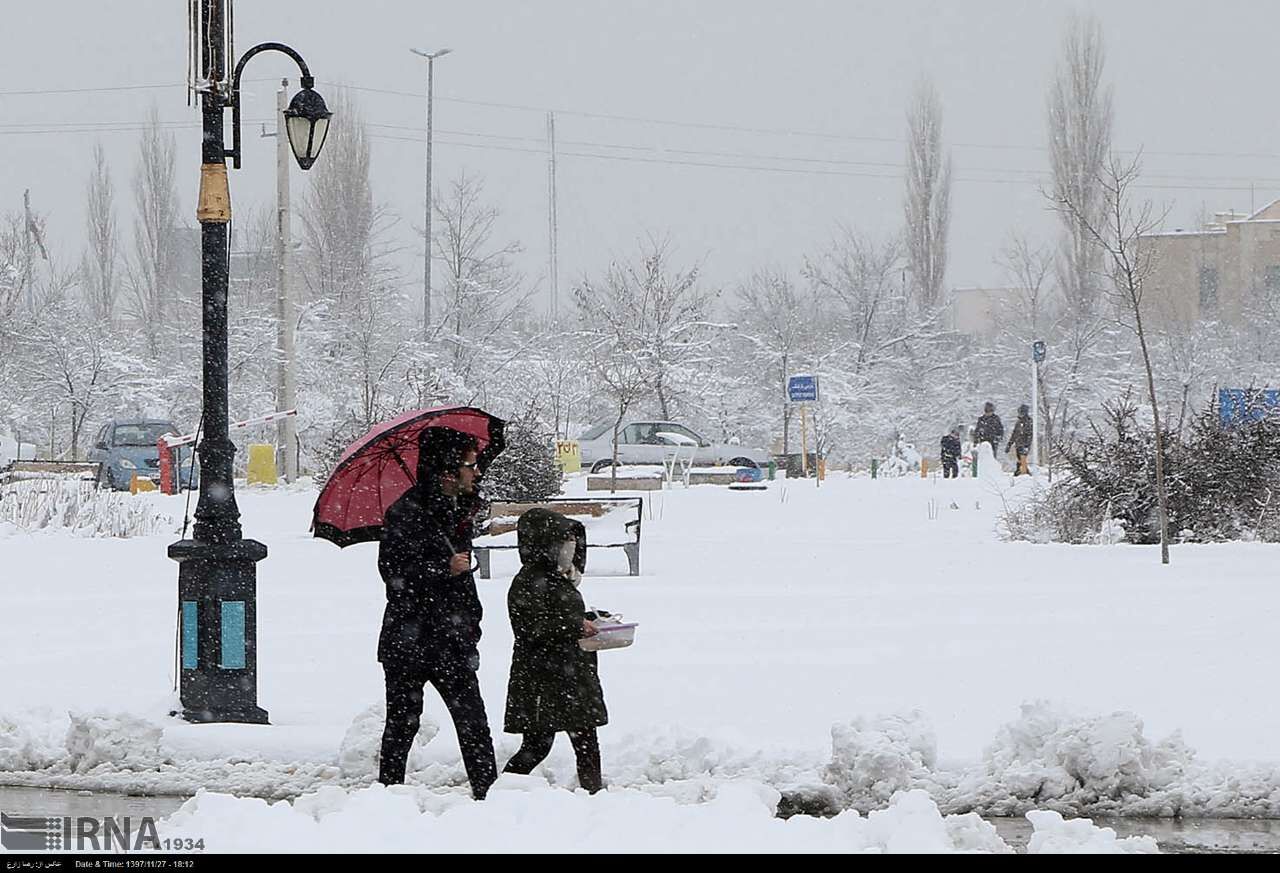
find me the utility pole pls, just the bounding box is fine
[547,111,559,319]
[274,80,298,482]
[411,48,452,340]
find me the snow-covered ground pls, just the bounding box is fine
[1,470,1277,851]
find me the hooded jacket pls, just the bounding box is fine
[504,508,608,734]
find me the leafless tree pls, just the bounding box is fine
[125,108,180,358]
[736,269,812,453]
[299,90,393,305]
[81,143,120,325]
[995,235,1062,459]
[904,77,951,311]
[1052,153,1170,564]
[25,295,132,460]
[574,236,718,420]
[1047,12,1113,322]
[431,172,530,382]
[804,229,908,376]
[573,280,651,492]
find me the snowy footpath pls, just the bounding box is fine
[1,470,1277,852]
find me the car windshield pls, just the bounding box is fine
[579,422,612,441]
[112,423,175,447]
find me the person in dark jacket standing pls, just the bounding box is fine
[974,402,1005,458]
[377,426,497,798]
[502,508,607,793]
[1006,404,1034,476]
[940,427,962,479]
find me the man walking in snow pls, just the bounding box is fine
[1006,404,1033,476]
[974,402,1004,459]
[940,427,962,479]
[376,426,497,798]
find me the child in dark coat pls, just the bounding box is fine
[941,427,962,479]
[501,508,607,793]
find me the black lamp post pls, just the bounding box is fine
[168,0,331,725]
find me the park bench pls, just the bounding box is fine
[473,496,643,579]
[0,460,101,488]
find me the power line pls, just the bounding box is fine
[0,82,187,97]
[365,130,1273,193]
[363,120,1280,186]
[5,75,1280,164]
[328,79,1280,163]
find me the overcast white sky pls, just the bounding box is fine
[3,0,1279,315]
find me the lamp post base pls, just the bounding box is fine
[168,538,270,725]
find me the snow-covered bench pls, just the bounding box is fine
[473,496,643,578]
[0,460,102,488]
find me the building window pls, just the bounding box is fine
[1199,266,1219,312]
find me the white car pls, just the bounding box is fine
[576,420,770,473]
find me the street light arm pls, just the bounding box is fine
[227,42,316,169]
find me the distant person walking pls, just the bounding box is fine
[940,427,962,479]
[1006,404,1033,476]
[974,402,1005,459]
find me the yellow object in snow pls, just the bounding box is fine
[247,443,278,486]
[130,474,157,494]
[555,440,582,474]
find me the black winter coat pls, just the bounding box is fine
[940,434,962,462]
[1007,414,1033,453]
[974,413,1004,448]
[377,483,483,672]
[504,509,608,734]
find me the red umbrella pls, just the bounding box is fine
[312,405,505,547]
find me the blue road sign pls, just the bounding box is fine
[787,375,819,403]
[1032,340,1046,363]
[1219,388,1280,426]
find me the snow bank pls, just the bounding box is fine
[337,702,438,781]
[2,701,1277,819]
[0,709,65,771]
[820,703,1280,819]
[154,782,1158,853]
[65,711,164,774]
[824,711,942,810]
[1025,810,1159,854]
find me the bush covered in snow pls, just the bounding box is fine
[0,478,177,538]
[1005,393,1280,544]
[482,410,563,502]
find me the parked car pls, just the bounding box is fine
[87,418,199,491]
[576,420,770,473]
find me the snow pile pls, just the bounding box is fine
[824,711,943,810]
[0,479,176,537]
[0,708,66,771]
[65,711,165,774]
[1025,810,1159,854]
[951,702,1194,815]
[337,702,438,781]
[155,781,1158,853]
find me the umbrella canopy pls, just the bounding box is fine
[312,405,505,547]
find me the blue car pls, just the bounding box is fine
[88,418,200,491]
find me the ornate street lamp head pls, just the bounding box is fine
[284,79,332,170]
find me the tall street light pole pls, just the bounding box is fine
[171,0,331,724]
[410,47,451,342]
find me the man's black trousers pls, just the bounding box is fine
[379,662,497,798]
